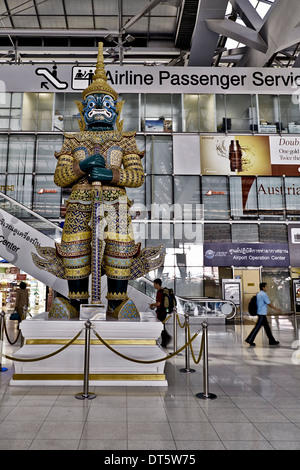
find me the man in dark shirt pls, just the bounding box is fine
[150,278,171,347]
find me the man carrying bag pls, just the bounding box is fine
[245,282,281,347]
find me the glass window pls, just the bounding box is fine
[37,93,54,131]
[63,93,82,132]
[202,176,230,219]
[204,223,231,242]
[199,94,215,132]
[257,95,280,133]
[285,177,300,218]
[174,176,201,220]
[127,184,146,220]
[279,95,300,134]
[5,174,33,218]
[142,93,182,133]
[216,94,227,132]
[183,94,199,132]
[53,93,65,131]
[183,95,216,133]
[224,95,257,133]
[21,93,38,131]
[9,94,23,132]
[36,135,64,174]
[0,136,8,174]
[257,176,284,219]
[11,93,22,108]
[119,93,140,132]
[262,268,291,312]
[33,175,61,218]
[146,175,173,220]
[231,223,259,243]
[173,134,200,175]
[145,135,172,174]
[259,224,287,243]
[7,135,35,174]
[230,176,258,219]
[0,92,11,130]
[174,226,203,297]
[10,108,22,131]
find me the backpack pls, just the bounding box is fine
[162,287,177,314]
[248,295,257,316]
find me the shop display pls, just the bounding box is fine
[0,263,46,314]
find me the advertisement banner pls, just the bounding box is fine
[200,135,300,177]
[200,135,272,176]
[269,136,300,176]
[204,242,289,267]
[0,207,68,296]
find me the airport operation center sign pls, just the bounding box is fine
[204,242,290,267]
[2,64,300,94]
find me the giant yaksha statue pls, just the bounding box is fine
[33,43,164,318]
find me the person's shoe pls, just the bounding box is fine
[269,340,280,345]
[245,339,256,347]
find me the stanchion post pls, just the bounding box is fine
[179,312,195,373]
[196,321,217,400]
[75,320,96,400]
[173,307,177,354]
[0,311,8,372]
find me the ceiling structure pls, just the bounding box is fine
[0,0,299,67]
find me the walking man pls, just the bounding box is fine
[245,282,281,347]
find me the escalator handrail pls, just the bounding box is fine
[175,295,237,319]
[0,191,62,232]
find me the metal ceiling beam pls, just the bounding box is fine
[0,28,119,37]
[228,0,264,30]
[121,0,163,32]
[188,0,228,66]
[205,18,268,53]
[237,0,300,66]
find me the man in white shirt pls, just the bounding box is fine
[245,282,281,347]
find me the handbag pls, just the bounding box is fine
[9,311,21,321]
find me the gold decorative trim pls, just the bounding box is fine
[25,339,156,346]
[12,373,166,381]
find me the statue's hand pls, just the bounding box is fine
[79,154,106,173]
[88,167,113,183]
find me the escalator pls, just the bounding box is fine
[0,191,68,297]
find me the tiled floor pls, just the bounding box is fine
[1,314,300,451]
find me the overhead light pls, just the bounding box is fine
[124,34,135,43]
[104,34,117,43]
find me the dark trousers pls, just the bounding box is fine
[245,315,276,344]
[157,311,171,346]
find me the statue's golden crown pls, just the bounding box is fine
[82,42,118,101]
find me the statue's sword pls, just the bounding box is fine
[91,145,106,304]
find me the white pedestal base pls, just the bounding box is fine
[10,312,168,387]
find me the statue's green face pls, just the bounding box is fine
[82,93,117,130]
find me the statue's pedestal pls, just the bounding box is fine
[10,312,168,387]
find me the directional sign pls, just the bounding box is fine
[72,66,96,90]
[36,66,68,90]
